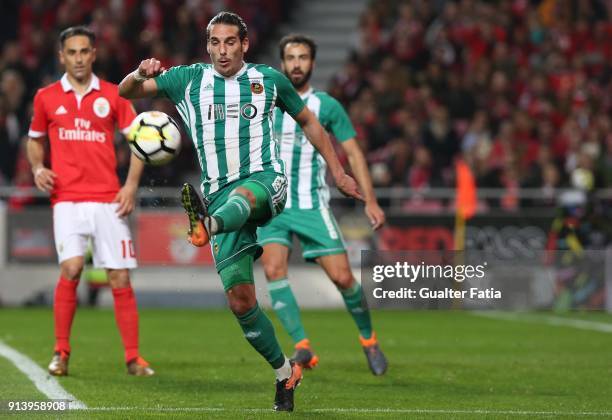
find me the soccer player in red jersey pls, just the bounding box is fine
[26,26,154,377]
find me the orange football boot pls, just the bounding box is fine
[181,183,210,247]
[127,356,155,376]
[291,339,319,369]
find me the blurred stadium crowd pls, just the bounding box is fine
[331,0,611,211]
[0,0,611,211]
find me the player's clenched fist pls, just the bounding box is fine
[134,58,166,81]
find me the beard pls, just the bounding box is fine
[285,68,312,89]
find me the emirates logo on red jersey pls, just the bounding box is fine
[58,118,106,143]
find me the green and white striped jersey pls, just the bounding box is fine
[274,88,356,209]
[155,62,304,197]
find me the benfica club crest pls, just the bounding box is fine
[93,97,110,118]
[250,82,263,94]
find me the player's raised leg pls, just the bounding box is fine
[182,181,261,247]
[317,253,387,376]
[261,243,319,369]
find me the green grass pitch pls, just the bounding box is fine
[1,308,611,419]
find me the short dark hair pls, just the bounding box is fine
[59,26,96,48]
[206,11,248,41]
[279,34,317,60]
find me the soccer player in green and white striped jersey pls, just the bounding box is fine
[258,35,388,376]
[119,12,362,412]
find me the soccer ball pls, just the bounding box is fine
[127,111,181,166]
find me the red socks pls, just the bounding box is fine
[53,278,140,363]
[53,277,79,354]
[112,287,140,363]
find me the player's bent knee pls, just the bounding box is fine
[263,264,288,282]
[230,187,256,208]
[229,298,257,316]
[237,181,272,221]
[330,270,355,290]
[227,284,257,315]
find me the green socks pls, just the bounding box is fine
[236,303,286,369]
[268,279,307,343]
[340,281,373,339]
[267,277,373,342]
[212,194,252,233]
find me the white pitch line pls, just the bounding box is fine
[473,311,612,333]
[0,340,87,410]
[82,407,612,416]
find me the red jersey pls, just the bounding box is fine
[28,74,136,204]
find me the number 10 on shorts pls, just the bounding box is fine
[121,240,135,259]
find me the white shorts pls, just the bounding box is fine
[53,202,138,269]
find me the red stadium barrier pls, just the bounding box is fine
[136,211,214,266]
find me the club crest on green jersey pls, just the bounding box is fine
[250,82,263,94]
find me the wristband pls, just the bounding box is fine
[34,167,44,177]
[132,70,150,83]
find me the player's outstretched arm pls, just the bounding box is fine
[294,107,363,201]
[341,138,385,230]
[26,137,56,192]
[118,58,165,99]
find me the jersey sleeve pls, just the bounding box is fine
[154,65,193,104]
[117,96,137,135]
[269,68,305,118]
[28,90,48,138]
[320,95,356,142]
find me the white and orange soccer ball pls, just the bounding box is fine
[127,111,181,165]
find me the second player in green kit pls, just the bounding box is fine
[258,34,388,376]
[260,84,358,260]
[119,12,363,412]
